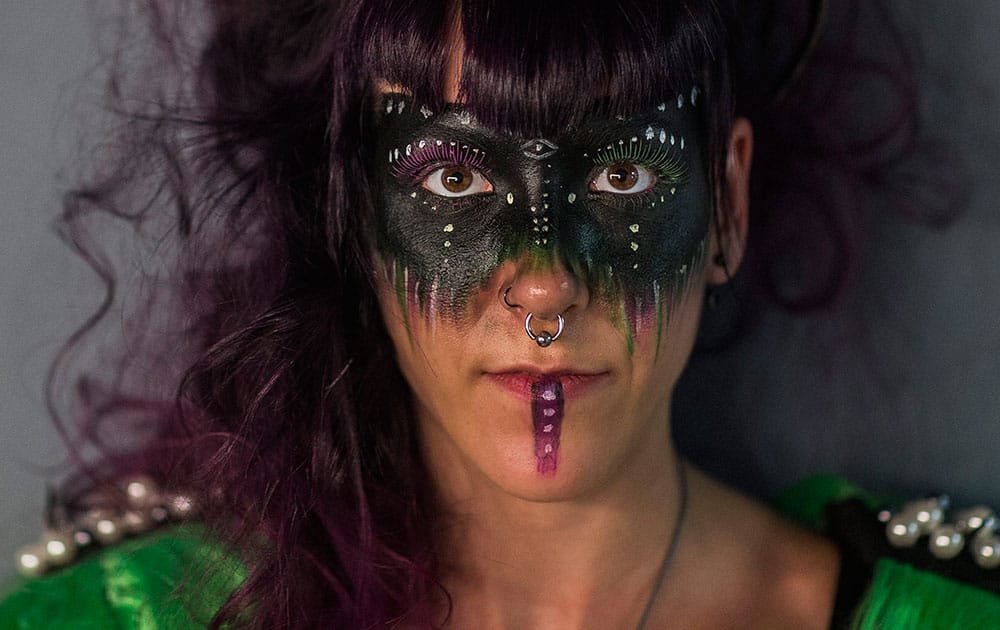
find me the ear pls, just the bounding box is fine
[707,116,753,285]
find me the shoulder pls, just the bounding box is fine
[0,524,244,629]
[778,475,1000,629]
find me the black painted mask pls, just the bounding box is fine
[367,90,711,347]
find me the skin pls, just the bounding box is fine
[368,92,710,344]
[370,37,840,630]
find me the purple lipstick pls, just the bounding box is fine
[531,379,564,475]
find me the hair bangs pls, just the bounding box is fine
[354,0,728,137]
[457,0,727,136]
[353,0,456,110]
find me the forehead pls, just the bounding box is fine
[370,89,705,141]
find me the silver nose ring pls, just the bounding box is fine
[525,312,564,348]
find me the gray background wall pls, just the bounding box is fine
[2,2,106,585]
[1,2,998,585]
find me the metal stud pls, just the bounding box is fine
[954,506,994,534]
[41,530,77,567]
[972,523,1000,569]
[886,514,921,548]
[928,524,964,560]
[16,544,47,578]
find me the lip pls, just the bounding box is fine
[484,367,611,401]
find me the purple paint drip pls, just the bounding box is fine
[531,379,563,475]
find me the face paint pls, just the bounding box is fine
[367,91,711,341]
[531,379,563,475]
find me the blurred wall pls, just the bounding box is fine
[1,1,107,586]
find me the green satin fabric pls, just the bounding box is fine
[0,524,244,629]
[779,475,1000,629]
[6,480,1000,628]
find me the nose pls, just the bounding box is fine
[501,255,589,323]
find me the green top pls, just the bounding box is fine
[0,525,244,629]
[3,478,999,628]
[778,475,1000,629]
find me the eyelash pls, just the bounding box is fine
[590,141,687,191]
[388,138,684,204]
[389,140,490,183]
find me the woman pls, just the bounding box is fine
[3,0,997,628]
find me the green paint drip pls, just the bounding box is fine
[619,296,635,355]
[392,258,414,340]
[653,280,664,361]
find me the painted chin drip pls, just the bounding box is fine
[531,379,563,475]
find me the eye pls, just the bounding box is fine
[590,162,656,195]
[422,165,493,197]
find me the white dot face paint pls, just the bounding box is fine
[532,380,563,475]
[368,90,711,345]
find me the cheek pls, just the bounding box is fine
[623,290,705,422]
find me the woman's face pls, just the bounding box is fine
[366,83,750,500]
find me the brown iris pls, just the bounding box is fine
[606,162,639,191]
[441,166,473,193]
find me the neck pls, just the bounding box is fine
[422,404,683,628]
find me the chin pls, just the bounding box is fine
[467,430,627,503]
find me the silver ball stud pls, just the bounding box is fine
[41,531,77,567]
[886,515,921,548]
[535,332,553,348]
[150,506,169,524]
[73,530,93,547]
[954,507,995,534]
[122,509,153,535]
[166,493,197,519]
[16,544,48,577]
[972,530,1000,569]
[909,497,947,535]
[123,475,159,508]
[928,524,964,560]
[83,511,125,546]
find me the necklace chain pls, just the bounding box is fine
[635,457,688,630]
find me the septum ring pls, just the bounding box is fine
[525,312,564,348]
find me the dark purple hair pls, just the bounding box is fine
[50,0,962,627]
